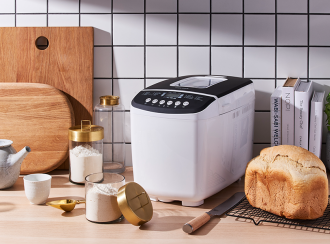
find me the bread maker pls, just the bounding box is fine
[130,75,255,206]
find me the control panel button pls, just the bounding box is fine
[145,98,151,103]
[183,101,189,106]
[175,101,181,106]
[152,99,158,104]
[167,101,173,105]
[159,100,165,105]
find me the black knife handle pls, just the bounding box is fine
[182,213,211,234]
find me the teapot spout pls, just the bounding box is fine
[9,146,31,167]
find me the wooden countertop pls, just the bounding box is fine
[1,167,330,243]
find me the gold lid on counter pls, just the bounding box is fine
[117,182,153,226]
[69,120,104,142]
[100,95,119,106]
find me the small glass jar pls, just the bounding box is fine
[85,172,125,223]
[93,96,126,173]
[69,120,104,185]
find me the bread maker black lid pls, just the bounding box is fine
[145,75,253,98]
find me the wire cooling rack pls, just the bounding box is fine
[226,196,330,231]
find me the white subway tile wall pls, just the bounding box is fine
[0,0,15,13]
[212,0,242,12]
[94,46,112,78]
[113,14,144,45]
[277,0,307,13]
[310,15,330,45]
[81,14,112,45]
[81,0,111,13]
[146,47,177,77]
[244,0,275,13]
[3,0,330,165]
[211,14,242,45]
[113,79,144,109]
[113,0,144,13]
[244,47,275,78]
[277,15,307,45]
[113,47,144,78]
[178,14,210,45]
[179,0,210,13]
[48,14,79,26]
[244,15,275,45]
[277,47,308,78]
[146,14,177,45]
[179,47,210,76]
[146,0,177,12]
[0,15,15,26]
[48,0,79,13]
[16,14,47,26]
[211,47,242,77]
[16,0,47,13]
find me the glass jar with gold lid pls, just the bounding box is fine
[93,96,126,174]
[68,120,104,185]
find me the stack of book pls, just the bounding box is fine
[270,77,325,158]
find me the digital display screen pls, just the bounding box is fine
[166,92,181,98]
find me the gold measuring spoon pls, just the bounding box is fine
[46,199,86,212]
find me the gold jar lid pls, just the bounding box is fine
[69,120,104,142]
[100,95,119,106]
[117,182,153,226]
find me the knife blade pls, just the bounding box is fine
[182,192,245,234]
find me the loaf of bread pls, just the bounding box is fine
[245,145,328,220]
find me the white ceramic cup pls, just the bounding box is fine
[23,174,52,205]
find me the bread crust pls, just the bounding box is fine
[245,145,328,220]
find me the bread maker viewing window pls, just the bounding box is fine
[170,76,227,89]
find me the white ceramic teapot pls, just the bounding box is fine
[0,139,31,189]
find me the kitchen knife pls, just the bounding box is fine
[182,192,245,234]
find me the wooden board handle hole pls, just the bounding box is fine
[35,36,49,50]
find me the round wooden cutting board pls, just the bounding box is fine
[0,83,74,174]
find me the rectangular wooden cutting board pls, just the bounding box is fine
[0,27,94,169]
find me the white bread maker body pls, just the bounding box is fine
[130,76,255,206]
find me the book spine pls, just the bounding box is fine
[309,101,323,158]
[294,92,309,150]
[271,95,281,146]
[281,87,295,145]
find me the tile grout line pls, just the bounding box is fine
[242,0,245,78]
[46,0,48,27]
[8,12,328,15]
[78,0,81,26]
[94,44,330,48]
[93,77,329,80]
[9,12,330,16]
[307,0,310,80]
[275,0,277,88]
[144,0,146,88]
[14,0,16,26]
[209,0,212,75]
[111,0,114,93]
[176,0,179,77]
[111,0,114,162]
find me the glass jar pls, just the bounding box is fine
[93,96,126,173]
[85,172,125,223]
[68,120,104,185]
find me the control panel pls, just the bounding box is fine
[131,90,215,114]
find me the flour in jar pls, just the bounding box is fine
[70,145,103,183]
[86,183,122,222]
